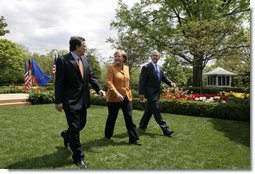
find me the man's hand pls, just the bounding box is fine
[55,103,63,112]
[139,95,145,103]
[171,82,176,88]
[99,90,106,97]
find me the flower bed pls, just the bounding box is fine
[161,88,249,103]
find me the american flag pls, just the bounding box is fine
[24,60,32,89]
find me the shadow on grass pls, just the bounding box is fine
[112,129,159,140]
[8,146,72,169]
[7,130,163,169]
[137,129,159,138]
[209,118,250,147]
[82,137,129,152]
[7,137,129,169]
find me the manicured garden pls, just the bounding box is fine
[0,85,250,122]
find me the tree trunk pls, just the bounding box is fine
[192,56,203,90]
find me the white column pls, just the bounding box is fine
[216,75,218,87]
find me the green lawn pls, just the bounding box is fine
[0,104,250,169]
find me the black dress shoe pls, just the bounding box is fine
[163,130,174,137]
[60,131,69,148]
[104,137,114,142]
[139,126,146,130]
[129,140,142,146]
[104,136,111,140]
[74,160,88,168]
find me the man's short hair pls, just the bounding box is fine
[69,36,85,51]
[150,50,160,56]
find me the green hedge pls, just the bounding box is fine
[184,86,250,94]
[28,92,249,122]
[159,99,249,121]
[91,96,250,122]
[29,90,55,104]
[90,95,107,106]
[0,86,25,94]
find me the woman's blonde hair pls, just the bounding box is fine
[114,50,127,62]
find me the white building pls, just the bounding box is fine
[204,67,236,87]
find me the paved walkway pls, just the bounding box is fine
[0,93,30,107]
[0,93,29,101]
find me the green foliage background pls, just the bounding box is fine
[0,39,26,84]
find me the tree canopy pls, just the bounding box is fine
[111,0,250,87]
[0,16,9,36]
[0,39,26,84]
[107,29,150,73]
[86,48,102,80]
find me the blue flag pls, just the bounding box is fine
[31,59,51,86]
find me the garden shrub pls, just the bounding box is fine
[26,91,249,122]
[131,89,139,98]
[29,90,54,104]
[90,96,249,121]
[185,86,249,94]
[0,85,25,94]
[90,95,107,106]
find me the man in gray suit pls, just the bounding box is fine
[139,50,176,136]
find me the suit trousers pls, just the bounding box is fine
[105,97,139,142]
[63,107,87,162]
[139,100,169,132]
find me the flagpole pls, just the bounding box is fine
[53,50,58,89]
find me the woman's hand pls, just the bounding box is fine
[116,93,124,102]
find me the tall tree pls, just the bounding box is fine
[163,55,192,87]
[0,39,26,84]
[212,30,250,88]
[86,48,102,80]
[107,29,150,73]
[24,48,101,81]
[25,52,54,79]
[111,0,249,87]
[0,16,9,36]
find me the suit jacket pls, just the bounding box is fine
[106,64,132,102]
[139,62,173,101]
[55,52,102,111]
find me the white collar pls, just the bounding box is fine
[71,52,80,62]
[151,61,159,67]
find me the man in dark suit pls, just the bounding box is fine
[139,50,176,137]
[55,36,105,167]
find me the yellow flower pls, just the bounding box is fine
[90,89,96,95]
[223,91,249,99]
